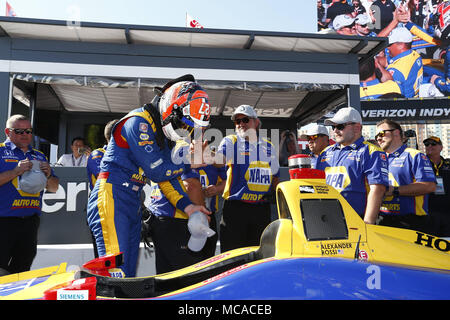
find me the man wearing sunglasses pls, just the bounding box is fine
[376,120,436,233]
[0,114,59,275]
[333,14,357,35]
[316,107,389,224]
[214,105,280,252]
[423,136,450,237]
[300,124,330,169]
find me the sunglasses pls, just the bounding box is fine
[307,134,327,141]
[375,129,396,139]
[234,117,250,125]
[424,142,438,147]
[8,128,33,135]
[331,122,355,131]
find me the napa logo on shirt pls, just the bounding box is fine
[245,161,272,193]
[324,166,351,192]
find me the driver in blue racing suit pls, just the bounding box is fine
[87,75,211,277]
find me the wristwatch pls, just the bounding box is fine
[393,187,400,197]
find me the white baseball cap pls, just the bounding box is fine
[231,104,258,120]
[324,107,362,125]
[333,14,355,30]
[187,212,216,252]
[300,124,329,139]
[18,160,48,194]
[389,27,413,44]
[355,14,371,25]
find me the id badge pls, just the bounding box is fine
[435,177,445,195]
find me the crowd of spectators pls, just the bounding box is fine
[318,0,449,98]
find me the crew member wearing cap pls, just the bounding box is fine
[376,120,436,232]
[384,27,423,98]
[423,136,450,236]
[300,124,330,169]
[215,105,280,252]
[0,114,59,275]
[355,14,377,37]
[316,107,389,224]
[333,14,357,35]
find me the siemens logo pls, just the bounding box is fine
[57,289,89,300]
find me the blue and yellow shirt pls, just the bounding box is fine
[0,140,56,217]
[316,137,389,217]
[380,145,436,216]
[194,165,227,212]
[218,134,280,203]
[387,49,423,98]
[86,145,106,190]
[360,78,402,100]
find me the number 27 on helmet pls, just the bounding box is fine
[159,81,211,141]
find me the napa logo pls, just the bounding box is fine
[245,161,272,192]
[324,166,351,191]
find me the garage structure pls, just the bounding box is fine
[0,17,388,256]
[0,16,387,155]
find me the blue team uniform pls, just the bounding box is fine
[218,134,280,203]
[380,145,436,216]
[386,49,423,98]
[86,146,106,190]
[0,140,56,217]
[194,165,227,213]
[87,107,192,277]
[316,137,389,218]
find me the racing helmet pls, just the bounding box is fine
[159,79,210,141]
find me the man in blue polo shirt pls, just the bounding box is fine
[376,119,436,233]
[316,107,389,224]
[0,114,59,274]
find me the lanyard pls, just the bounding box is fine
[72,154,83,166]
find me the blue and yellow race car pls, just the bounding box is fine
[1,156,449,300]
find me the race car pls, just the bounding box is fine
[1,155,449,300]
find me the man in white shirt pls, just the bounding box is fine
[57,137,91,167]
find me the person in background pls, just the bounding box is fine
[299,124,330,169]
[86,119,119,258]
[316,107,389,224]
[86,120,119,191]
[359,57,402,100]
[279,130,300,167]
[57,137,91,167]
[0,114,59,275]
[423,136,450,236]
[333,14,357,35]
[376,119,436,232]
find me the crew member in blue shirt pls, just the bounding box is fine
[376,119,436,233]
[316,107,389,224]
[0,114,59,274]
[213,105,280,252]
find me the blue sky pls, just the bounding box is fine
[2,0,317,33]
